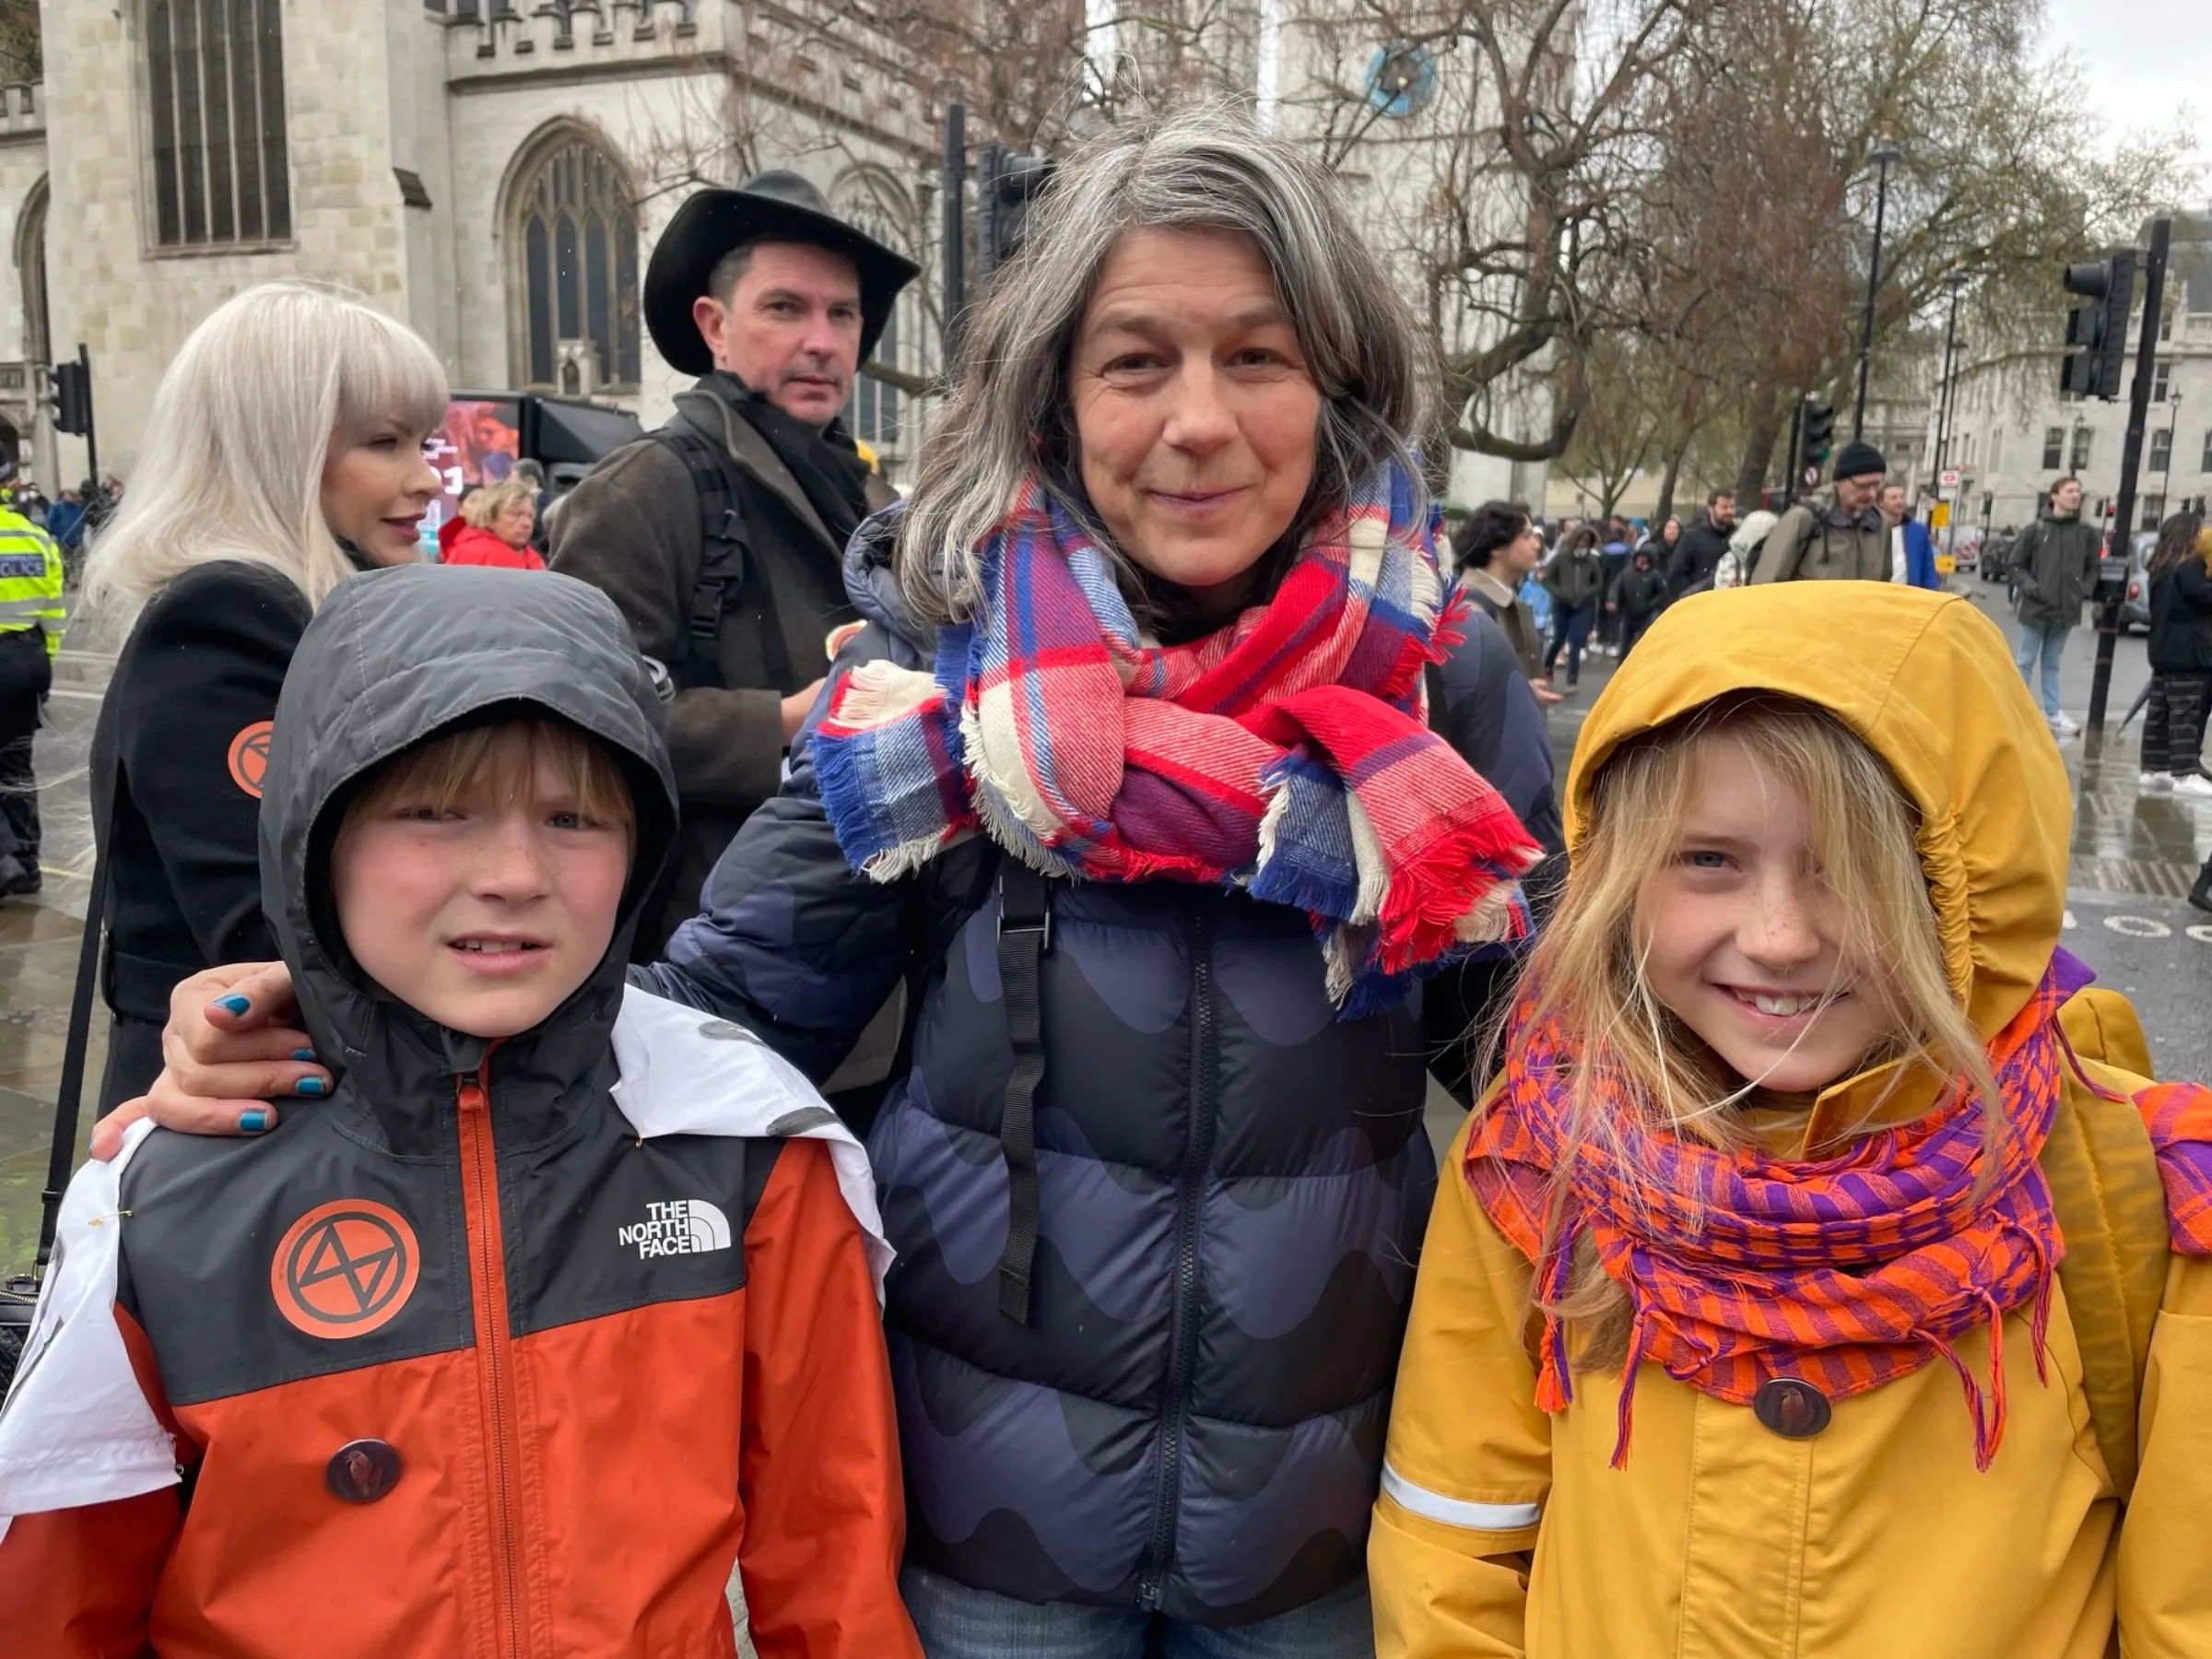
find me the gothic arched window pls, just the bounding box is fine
[146,0,292,247]
[832,169,923,460]
[512,135,640,394]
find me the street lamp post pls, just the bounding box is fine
[1853,138,1903,442]
[1928,270,1968,559]
[2159,392,2183,517]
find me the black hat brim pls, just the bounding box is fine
[643,188,921,377]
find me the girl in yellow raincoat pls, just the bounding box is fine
[1371,582,2212,1659]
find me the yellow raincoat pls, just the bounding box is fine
[1371,584,2212,1658]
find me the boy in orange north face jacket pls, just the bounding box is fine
[0,565,920,1658]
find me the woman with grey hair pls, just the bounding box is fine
[113,105,1550,1656]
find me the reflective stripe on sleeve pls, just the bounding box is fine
[1380,1461,1543,1532]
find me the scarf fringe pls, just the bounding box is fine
[1472,960,2081,1475]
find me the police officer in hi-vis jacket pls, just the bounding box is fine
[0,459,65,896]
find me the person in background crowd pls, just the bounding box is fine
[1878,481,1944,590]
[0,459,65,896]
[1668,488,1737,598]
[15,477,48,526]
[1371,582,2212,1659]
[1542,524,1606,690]
[2141,514,2212,798]
[550,170,918,962]
[101,107,1553,1659]
[512,455,553,555]
[2006,476,2100,738]
[439,474,546,570]
[44,487,86,559]
[1754,439,1888,584]
[1612,542,1666,653]
[1594,530,1633,656]
[77,281,443,1112]
[1638,515,1680,574]
[1451,500,1563,705]
[1709,508,1779,592]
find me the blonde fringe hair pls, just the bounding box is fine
[459,475,535,532]
[83,281,449,618]
[1496,695,2003,1370]
[339,720,635,851]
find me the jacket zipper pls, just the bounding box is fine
[1137,905,1218,1612]
[457,1066,527,1659]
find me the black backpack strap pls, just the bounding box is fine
[652,426,794,695]
[994,858,1054,1324]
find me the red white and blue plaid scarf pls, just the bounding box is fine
[811,460,1542,1012]
[1468,948,2212,1469]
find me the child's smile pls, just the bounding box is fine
[1639,735,1891,1099]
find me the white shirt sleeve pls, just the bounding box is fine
[0,1119,180,1540]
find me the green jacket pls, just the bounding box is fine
[1541,547,1606,611]
[1750,499,1887,585]
[2011,508,2100,629]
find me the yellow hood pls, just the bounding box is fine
[1565,584,2070,1044]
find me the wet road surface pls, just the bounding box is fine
[5,585,2208,1274]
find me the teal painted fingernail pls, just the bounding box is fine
[295,1077,327,1098]
[213,994,251,1015]
[239,1110,268,1133]
[291,1049,316,1063]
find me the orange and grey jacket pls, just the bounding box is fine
[0,564,917,1659]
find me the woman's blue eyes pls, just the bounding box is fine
[1681,849,1732,870]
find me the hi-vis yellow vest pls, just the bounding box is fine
[0,504,65,657]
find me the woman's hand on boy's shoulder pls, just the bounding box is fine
[88,962,324,1159]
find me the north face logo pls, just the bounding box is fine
[617,1199,733,1258]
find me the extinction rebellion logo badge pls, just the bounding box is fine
[272,1199,420,1339]
[618,1199,733,1259]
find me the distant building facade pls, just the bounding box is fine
[1933,210,2212,538]
[0,0,939,493]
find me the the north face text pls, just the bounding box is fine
[617,1199,733,1258]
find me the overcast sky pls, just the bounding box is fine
[2041,0,2204,151]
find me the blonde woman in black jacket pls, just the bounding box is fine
[81,283,446,1111]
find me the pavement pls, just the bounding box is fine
[6,583,2210,1276]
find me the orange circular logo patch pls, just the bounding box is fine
[272,1199,420,1339]
[228,721,273,799]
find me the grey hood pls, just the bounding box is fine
[261,564,677,1134]
[842,500,933,658]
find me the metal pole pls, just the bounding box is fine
[1931,277,1963,560]
[941,100,965,362]
[1781,397,1804,503]
[2085,215,2171,757]
[1853,143,1900,441]
[77,343,98,489]
[2159,394,2181,509]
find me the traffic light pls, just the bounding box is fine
[49,360,89,436]
[2059,251,2135,400]
[975,144,1052,283]
[1799,396,1835,477]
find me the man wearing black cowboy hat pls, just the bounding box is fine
[550,170,917,959]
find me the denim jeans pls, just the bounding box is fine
[1543,603,1593,684]
[900,1564,1376,1659]
[2014,619,2071,717]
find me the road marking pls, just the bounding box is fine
[46,686,103,701]
[2189,924,2212,946]
[2103,915,2171,939]
[2063,911,2077,930]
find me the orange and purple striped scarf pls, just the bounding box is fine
[1467,952,2212,1471]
